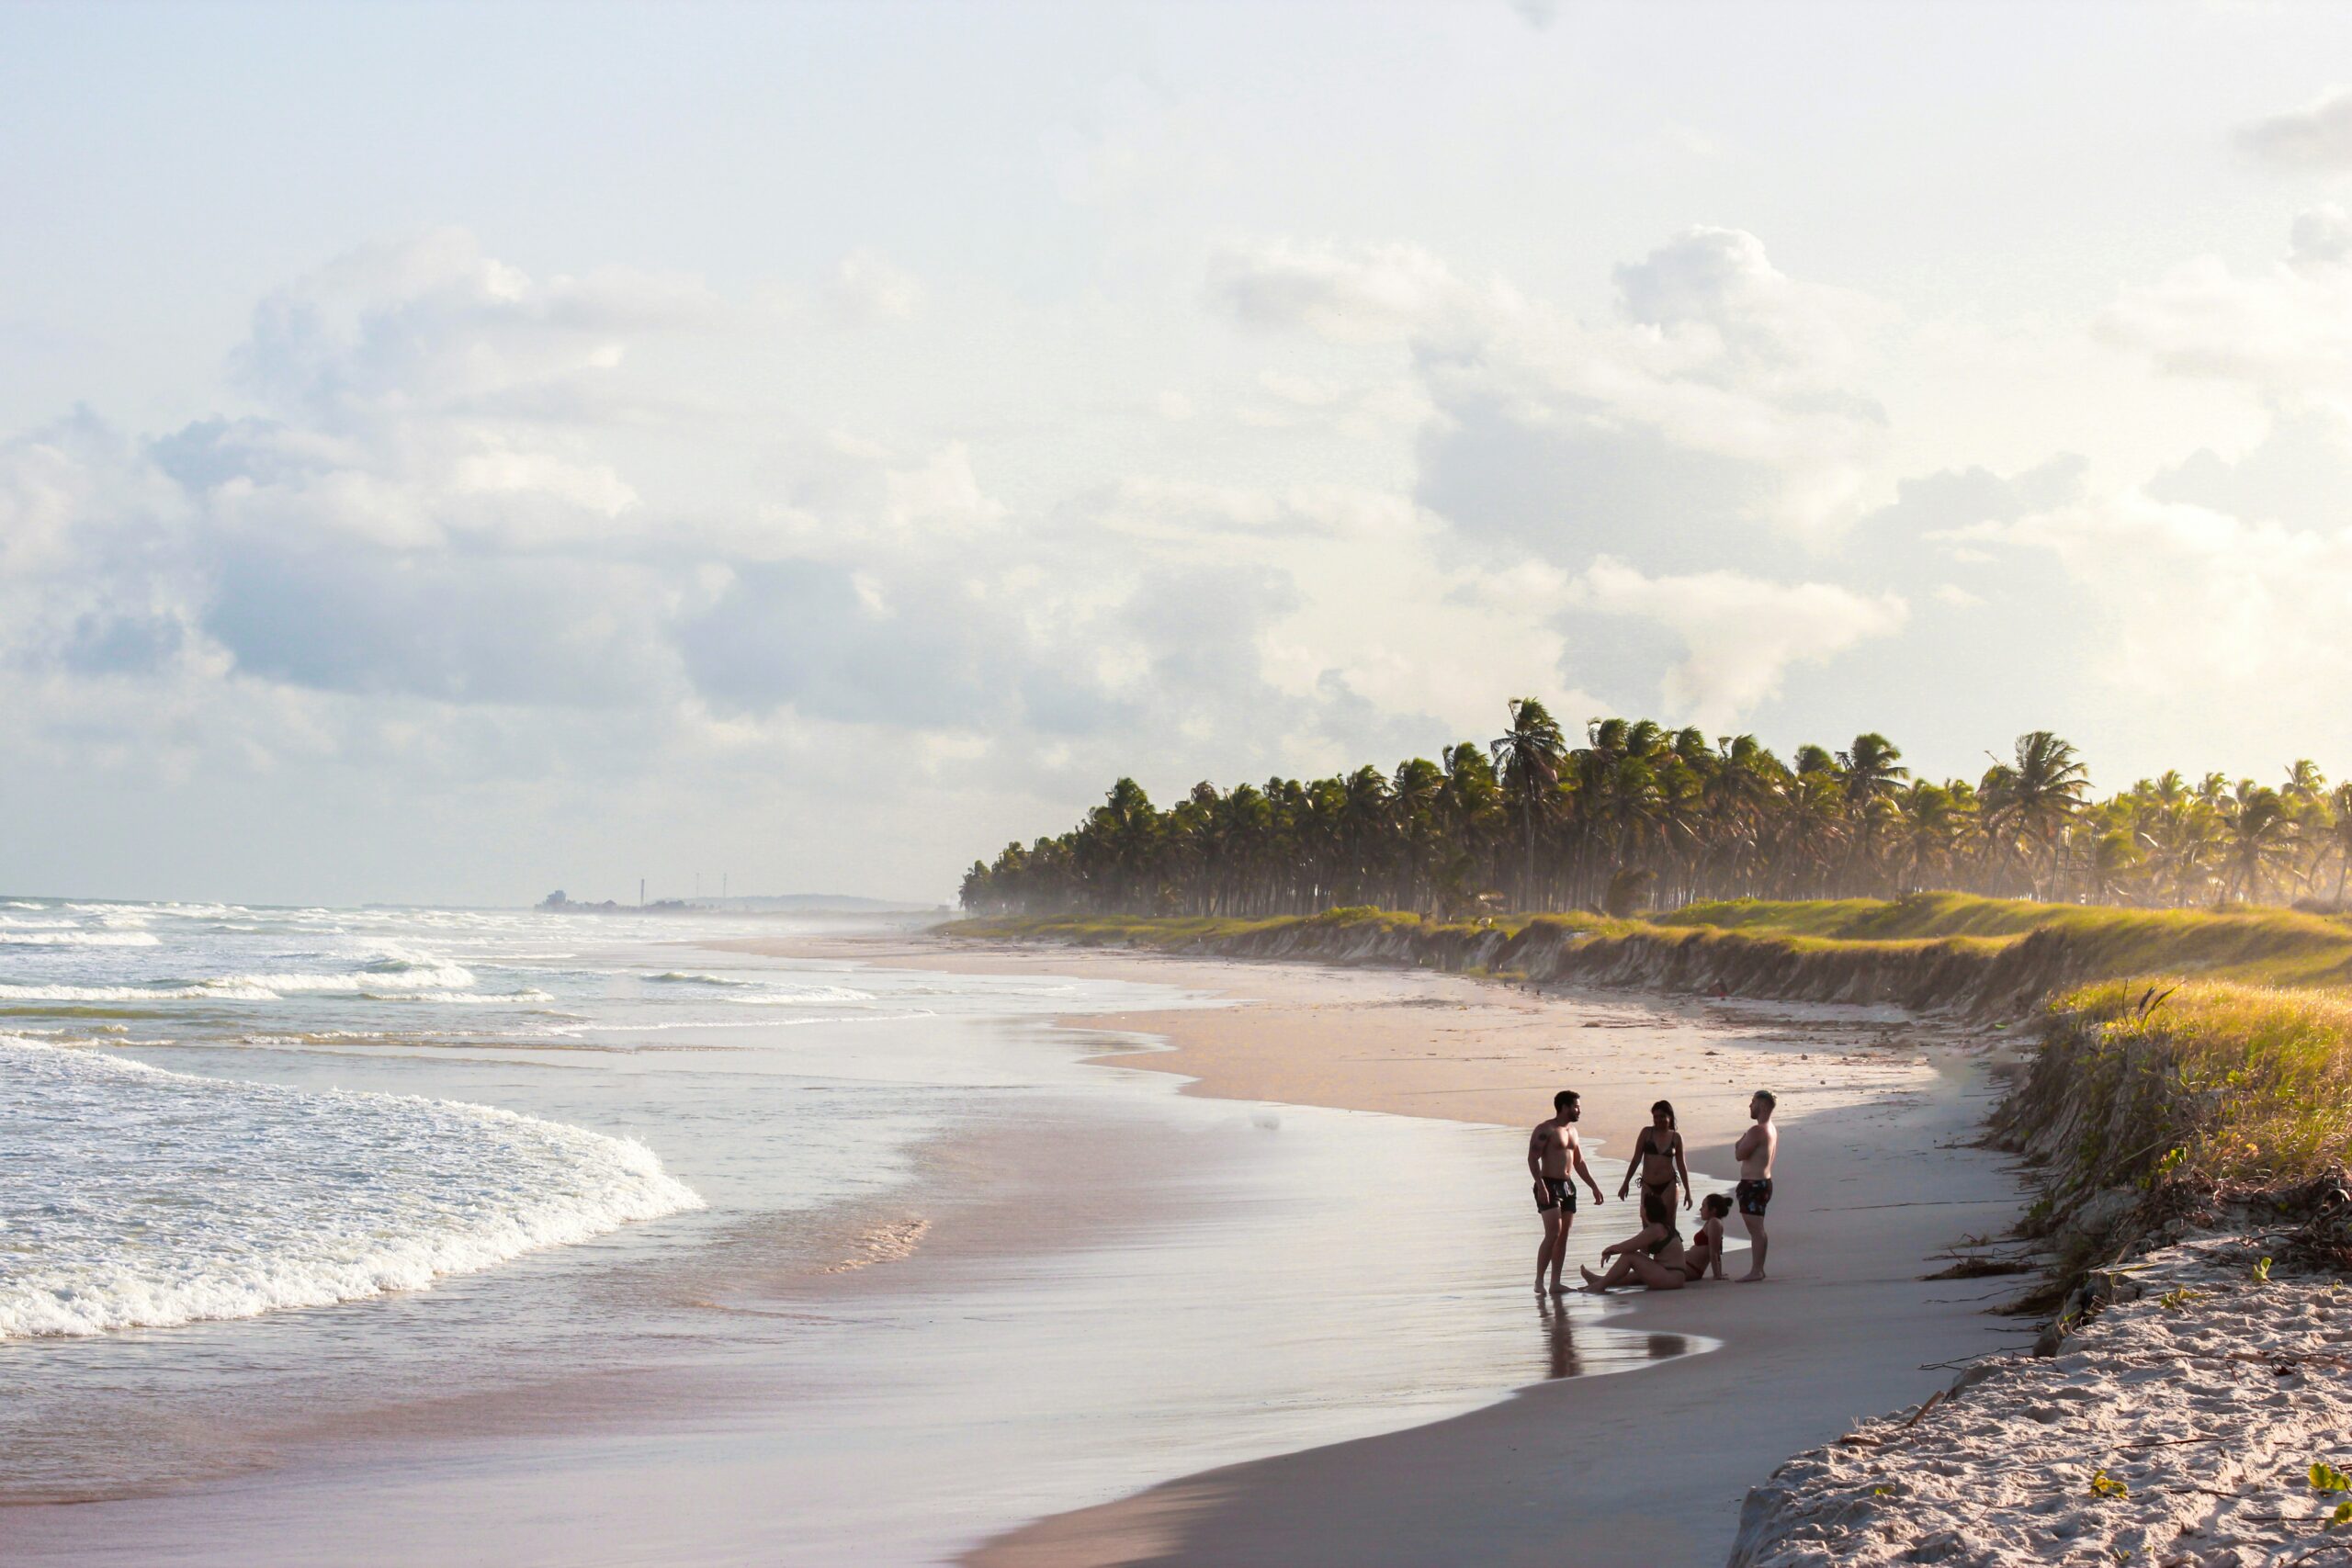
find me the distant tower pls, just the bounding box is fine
[639,877,646,907]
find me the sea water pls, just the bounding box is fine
[0,899,1712,1565]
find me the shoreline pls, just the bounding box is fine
[10,935,1701,1567]
[723,931,2030,1568]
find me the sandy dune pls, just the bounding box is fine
[1733,1238,2352,1567]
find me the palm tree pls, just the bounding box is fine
[957,703,2352,921]
[2328,782,2352,906]
[1981,731,2089,898]
[1837,733,1909,892]
[2222,784,2295,904]
[1893,782,1960,893]
[1491,698,1567,908]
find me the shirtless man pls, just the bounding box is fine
[1733,1089,1778,1281]
[1528,1089,1605,1294]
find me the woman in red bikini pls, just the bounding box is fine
[1581,1192,1733,1292]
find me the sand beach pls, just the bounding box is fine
[729,931,2031,1568]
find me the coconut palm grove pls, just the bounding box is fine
[957,699,2352,919]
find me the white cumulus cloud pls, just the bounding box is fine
[1566,558,1908,728]
[2236,86,2352,170]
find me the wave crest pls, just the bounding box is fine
[0,1039,704,1338]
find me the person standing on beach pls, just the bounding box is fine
[1528,1090,1605,1294]
[1734,1089,1778,1281]
[1614,1099,1691,1232]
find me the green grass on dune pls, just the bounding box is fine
[1656,893,2352,988]
[2012,978,2352,1195]
[1654,891,2063,939]
[943,906,1473,946]
[956,893,2352,989]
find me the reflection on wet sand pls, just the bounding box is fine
[1535,1308,1696,1382]
[1538,1298,1582,1380]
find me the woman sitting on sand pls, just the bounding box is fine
[1581,1193,1733,1292]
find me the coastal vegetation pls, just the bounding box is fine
[959,699,2352,919]
[2003,979,2352,1197]
[948,894,2352,991]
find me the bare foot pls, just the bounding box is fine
[1738,1271,1767,1282]
[1578,1265,1606,1290]
[1548,1280,1569,1295]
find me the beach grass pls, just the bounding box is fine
[949,894,2352,990]
[2007,979,2352,1195]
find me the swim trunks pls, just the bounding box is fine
[1534,1177,1577,1213]
[1736,1178,1774,1216]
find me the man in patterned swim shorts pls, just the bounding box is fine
[1733,1089,1777,1282]
[1527,1089,1605,1295]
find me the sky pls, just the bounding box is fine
[7,1,2352,906]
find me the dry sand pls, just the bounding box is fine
[727,933,2033,1568]
[1732,1239,2352,1567]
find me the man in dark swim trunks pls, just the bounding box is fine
[1734,1089,1778,1281]
[1528,1089,1605,1294]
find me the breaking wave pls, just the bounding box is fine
[0,1038,704,1338]
[0,931,161,946]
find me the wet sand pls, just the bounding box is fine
[4,944,1720,1566]
[732,934,2030,1568]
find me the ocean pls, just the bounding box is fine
[0,899,1706,1564]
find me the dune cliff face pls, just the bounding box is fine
[1004,915,2095,1020]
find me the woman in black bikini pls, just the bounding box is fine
[1581,1192,1733,1292]
[1611,1099,1691,1254]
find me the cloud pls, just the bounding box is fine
[237,227,723,423]
[1211,231,1885,557]
[830,250,924,324]
[1962,489,2352,704]
[2144,410,2352,532]
[1087,478,1429,544]
[1565,558,1907,728]
[2236,87,2352,171]
[2098,209,2352,409]
[1208,239,1480,343]
[0,229,1428,826]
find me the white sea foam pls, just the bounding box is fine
[0,960,480,1005]
[378,988,557,1005]
[649,970,758,987]
[0,1038,704,1338]
[725,986,876,1005]
[0,931,162,946]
